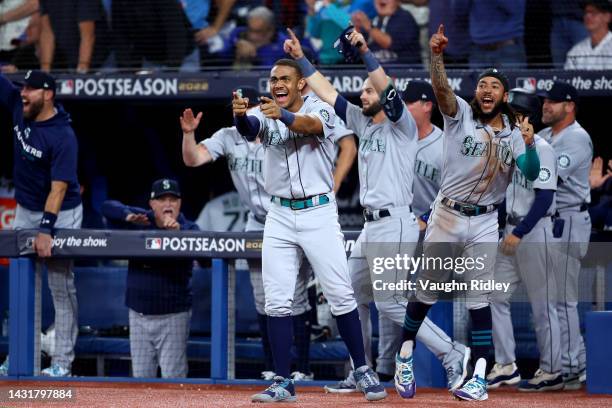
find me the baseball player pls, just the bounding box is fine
[196,191,249,232]
[0,70,82,377]
[284,29,471,394]
[374,80,447,384]
[488,89,563,392]
[396,25,541,401]
[538,81,592,390]
[232,65,386,402]
[101,179,197,378]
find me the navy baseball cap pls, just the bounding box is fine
[477,68,509,91]
[150,179,181,199]
[402,80,436,104]
[580,0,612,13]
[231,86,260,107]
[538,81,579,102]
[508,88,541,115]
[22,70,56,94]
[333,26,362,63]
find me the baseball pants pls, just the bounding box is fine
[128,309,191,378]
[14,204,82,370]
[415,199,499,309]
[246,215,310,316]
[552,208,590,376]
[350,207,459,366]
[262,199,356,317]
[491,218,561,373]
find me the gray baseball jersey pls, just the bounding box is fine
[305,91,354,146]
[506,135,558,218]
[201,126,269,220]
[440,96,527,206]
[412,126,444,216]
[195,191,248,232]
[250,96,337,198]
[540,121,593,208]
[344,102,417,210]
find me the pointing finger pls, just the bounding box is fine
[437,24,445,36]
[287,28,298,42]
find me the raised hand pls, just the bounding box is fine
[590,156,612,189]
[232,91,249,117]
[348,29,368,54]
[430,24,448,55]
[180,108,203,134]
[284,28,304,59]
[520,116,534,146]
[161,215,180,230]
[260,96,281,120]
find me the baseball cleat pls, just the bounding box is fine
[290,371,314,381]
[453,374,488,401]
[518,369,564,392]
[260,371,276,381]
[563,370,585,391]
[0,358,8,376]
[444,343,471,391]
[251,376,296,403]
[354,365,388,401]
[323,370,357,393]
[41,363,71,377]
[394,341,416,399]
[486,362,520,388]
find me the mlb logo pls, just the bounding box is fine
[515,77,536,92]
[145,238,162,250]
[57,79,74,95]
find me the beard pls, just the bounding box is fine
[23,99,44,120]
[470,97,504,123]
[362,102,383,117]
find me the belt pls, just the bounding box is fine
[253,214,267,224]
[476,38,517,51]
[441,197,498,217]
[271,194,330,210]
[555,203,588,216]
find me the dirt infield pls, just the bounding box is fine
[0,382,610,408]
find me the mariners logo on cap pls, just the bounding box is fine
[558,154,571,169]
[25,70,32,79]
[539,167,552,182]
[162,179,171,190]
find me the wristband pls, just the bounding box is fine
[279,109,296,126]
[362,50,381,72]
[39,211,57,235]
[296,56,316,77]
[526,139,536,149]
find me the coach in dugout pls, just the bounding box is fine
[101,179,198,378]
[0,70,82,377]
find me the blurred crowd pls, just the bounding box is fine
[0,0,610,73]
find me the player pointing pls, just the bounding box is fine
[232,58,386,402]
[396,25,541,401]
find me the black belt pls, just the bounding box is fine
[363,207,413,222]
[253,214,266,224]
[555,203,588,216]
[441,197,498,217]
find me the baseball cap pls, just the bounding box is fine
[232,86,260,107]
[508,88,541,116]
[538,81,579,102]
[477,68,509,91]
[402,80,436,104]
[150,178,181,199]
[580,0,612,13]
[22,70,56,94]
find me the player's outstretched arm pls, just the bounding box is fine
[284,28,339,107]
[430,25,457,117]
[259,96,324,134]
[0,72,21,109]
[180,108,214,167]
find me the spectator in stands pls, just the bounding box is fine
[180,0,237,69]
[1,12,41,73]
[351,0,421,64]
[0,0,38,63]
[223,6,289,68]
[551,1,590,67]
[39,0,110,73]
[101,179,197,379]
[304,0,376,65]
[565,0,612,70]
[427,0,470,66]
[467,0,527,69]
